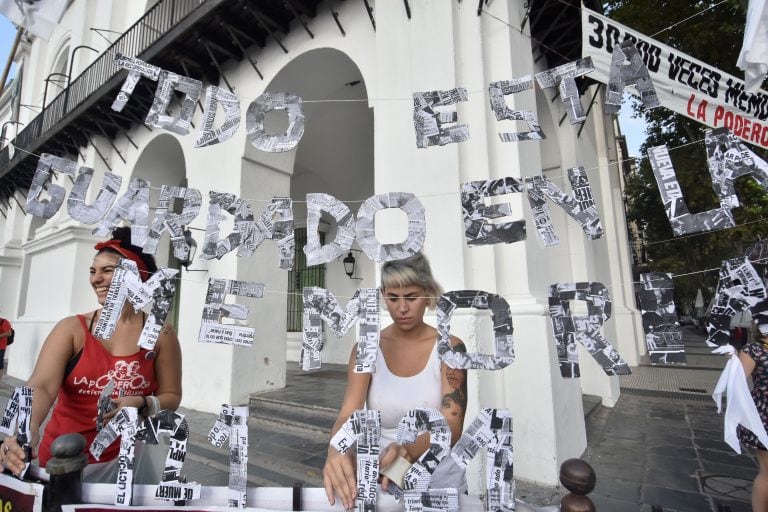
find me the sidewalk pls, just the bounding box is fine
[0,326,754,511]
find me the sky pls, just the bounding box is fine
[0,14,17,85]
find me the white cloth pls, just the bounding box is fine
[366,342,467,492]
[738,0,768,92]
[712,345,768,453]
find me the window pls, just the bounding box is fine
[286,228,325,332]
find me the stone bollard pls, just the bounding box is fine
[559,458,596,512]
[44,433,88,512]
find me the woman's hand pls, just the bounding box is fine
[323,446,357,510]
[379,443,412,492]
[0,433,38,477]
[102,395,145,422]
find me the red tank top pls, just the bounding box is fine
[38,315,158,468]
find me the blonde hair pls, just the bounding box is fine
[380,253,443,308]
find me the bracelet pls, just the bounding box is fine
[138,395,148,416]
[147,395,160,417]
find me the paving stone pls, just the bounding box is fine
[641,485,713,512]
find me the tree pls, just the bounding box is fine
[605,0,768,312]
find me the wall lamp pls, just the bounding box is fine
[343,250,363,280]
[179,227,208,272]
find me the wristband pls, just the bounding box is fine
[138,395,148,416]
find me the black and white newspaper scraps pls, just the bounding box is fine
[648,144,736,236]
[245,92,305,153]
[535,58,595,124]
[413,88,470,148]
[330,410,381,512]
[548,282,630,378]
[92,177,151,247]
[638,272,686,365]
[208,405,249,509]
[111,53,161,113]
[145,70,202,136]
[301,287,380,372]
[195,85,241,148]
[706,257,767,347]
[355,192,426,263]
[436,291,514,370]
[96,379,124,432]
[461,178,526,246]
[67,167,122,225]
[198,279,265,346]
[136,410,201,502]
[142,185,201,260]
[202,192,294,269]
[90,407,139,506]
[450,409,514,512]
[705,127,768,209]
[26,153,79,219]
[404,488,460,512]
[93,258,178,351]
[488,76,546,142]
[604,40,660,115]
[304,193,356,266]
[525,167,603,246]
[0,386,33,479]
[396,408,451,493]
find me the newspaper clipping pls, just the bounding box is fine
[355,192,426,262]
[451,408,514,511]
[705,127,768,209]
[0,386,33,479]
[246,92,305,153]
[330,410,381,512]
[525,167,603,246]
[397,408,450,493]
[489,76,546,142]
[111,53,161,113]
[413,88,470,148]
[145,70,202,136]
[548,282,630,378]
[26,153,78,219]
[304,193,356,266]
[208,405,249,508]
[436,291,515,370]
[67,168,122,225]
[535,58,594,124]
[648,144,735,236]
[638,272,686,365]
[195,85,241,148]
[604,40,660,115]
[461,177,526,246]
[136,410,201,501]
[92,177,151,247]
[198,279,265,346]
[89,407,139,505]
[142,185,202,259]
[706,257,767,346]
[301,287,380,372]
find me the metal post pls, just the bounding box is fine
[45,433,88,512]
[64,46,99,113]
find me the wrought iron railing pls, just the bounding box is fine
[287,228,326,332]
[0,0,204,176]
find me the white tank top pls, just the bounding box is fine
[367,341,442,449]
[366,341,468,492]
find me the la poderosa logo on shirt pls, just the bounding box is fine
[73,360,150,395]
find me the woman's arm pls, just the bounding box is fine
[323,345,371,509]
[441,336,468,445]
[151,323,182,411]
[739,349,757,378]
[2,317,78,475]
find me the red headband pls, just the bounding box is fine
[94,239,150,281]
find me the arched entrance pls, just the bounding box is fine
[247,48,374,366]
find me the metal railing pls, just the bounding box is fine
[287,228,326,332]
[0,0,204,176]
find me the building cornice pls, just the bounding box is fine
[22,226,98,255]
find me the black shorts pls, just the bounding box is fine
[0,349,6,369]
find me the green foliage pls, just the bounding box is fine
[606,0,768,311]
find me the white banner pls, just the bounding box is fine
[582,7,768,149]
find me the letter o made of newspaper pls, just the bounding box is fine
[355,192,426,262]
[436,291,515,369]
[246,92,305,153]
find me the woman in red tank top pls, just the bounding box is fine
[0,227,182,478]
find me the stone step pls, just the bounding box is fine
[249,396,338,437]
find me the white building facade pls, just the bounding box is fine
[0,0,645,488]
